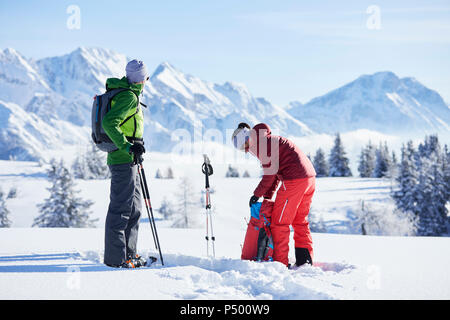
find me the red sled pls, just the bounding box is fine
[241,200,274,261]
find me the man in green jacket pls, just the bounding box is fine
[102,59,148,268]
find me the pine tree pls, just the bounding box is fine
[415,135,448,236]
[444,145,450,231]
[392,141,418,214]
[155,168,163,179]
[389,151,399,179]
[358,141,375,178]
[351,200,417,236]
[373,142,391,178]
[313,148,329,177]
[328,133,352,177]
[225,164,239,178]
[7,187,18,199]
[72,152,89,179]
[72,143,109,180]
[85,143,110,179]
[166,167,174,179]
[392,136,448,236]
[0,188,12,228]
[159,196,175,220]
[33,159,97,228]
[242,170,250,178]
[443,145,450,203]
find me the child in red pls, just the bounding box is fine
[232,123,316,267]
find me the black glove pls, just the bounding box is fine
[249,195,260,207]
[129,142,145,163]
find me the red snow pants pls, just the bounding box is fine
[270,177,315,266]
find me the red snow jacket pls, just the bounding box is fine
[249,123,316,199]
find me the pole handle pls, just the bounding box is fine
[134,154,144,165]
[202,154,213,189]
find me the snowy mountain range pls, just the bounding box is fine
[287,71,450,135]
[0,47,449,161]
[144,61,313,151]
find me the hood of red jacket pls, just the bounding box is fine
[252,123,271,136]
[249,123,271,156]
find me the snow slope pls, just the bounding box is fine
[0,159,449,300]
[0,101,89,161]
[0,48,51,107]
[36,47,129,126]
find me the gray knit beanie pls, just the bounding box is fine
[126,59,148,83]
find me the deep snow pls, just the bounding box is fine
[0,158,449,300]
[1,229,449,300]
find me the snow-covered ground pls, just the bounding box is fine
[0,157,449,300]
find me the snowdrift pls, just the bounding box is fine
[1,228,449,300]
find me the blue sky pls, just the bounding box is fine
[1,0,449,106]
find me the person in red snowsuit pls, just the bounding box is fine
[232,123,316,267]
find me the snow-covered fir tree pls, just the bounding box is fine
[87,143,110,179]
[392,136,448,236]
[72,143,110,180]
[358,141,375,178]
[225,164,239,178]
[0,188,12,228]
[351,200,417,236]
[72,154,91,179]
[173,176,198,228]
[414,135,448,236]
[166,167,174,179]
[389,151,399,179]
[443,144,450,203]
[392,141,418,214]
[313,148,329,177]
[7,186,18,199]
[158,196,175,220]
[33,159,97,228]
[155,168,163,179]
[242,170,250,178]
[328,133,352,177]
[373,142,392,178]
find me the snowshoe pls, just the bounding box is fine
[125,254,155,268]
[105,261,136,269]
[126,254,147,268]
[145,256,158,267]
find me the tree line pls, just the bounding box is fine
[1,134,448,236]
[392,135,449,236]
[311,133,449,236]
[311,133,398,178]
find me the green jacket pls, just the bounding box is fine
[102,77,144,165]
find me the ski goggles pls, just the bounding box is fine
[232,127,250,151]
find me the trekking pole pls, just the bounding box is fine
[137,165,157,249]
[202,154,215,258]
[136,155,164,266]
